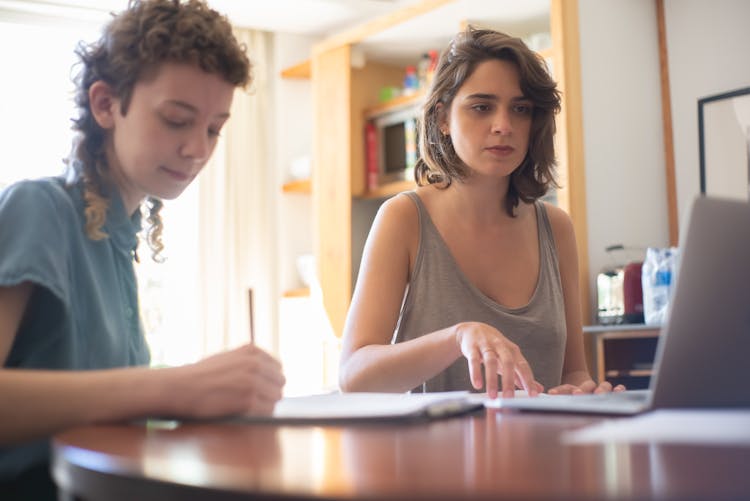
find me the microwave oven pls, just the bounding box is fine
[365,104,420,190]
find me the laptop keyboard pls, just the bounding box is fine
[573,390,650,402]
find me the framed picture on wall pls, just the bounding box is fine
[698,86,750,200]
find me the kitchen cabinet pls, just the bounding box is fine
[583,325,661,390]
[294,0,589,336]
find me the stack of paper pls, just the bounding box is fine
[238,391,484,423]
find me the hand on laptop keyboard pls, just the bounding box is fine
[547,379,626,395]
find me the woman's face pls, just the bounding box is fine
[441,59,533,180]
[97,62,235,213]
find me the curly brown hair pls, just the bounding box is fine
[416,26,561,216]
[68,0,251,260]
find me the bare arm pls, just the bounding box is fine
[339,195,457,392]
[339,195,538,398]
[0,283,285,445]
[544,204,623,394]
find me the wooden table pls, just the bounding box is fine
[53,409,750,500]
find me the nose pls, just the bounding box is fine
[491,108,513,136]
[180,129,211,163]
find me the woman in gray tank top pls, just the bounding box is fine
[340,27,624,399]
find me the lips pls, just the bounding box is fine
[486,145,515,156]
[160,166,191,182]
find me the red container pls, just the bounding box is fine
[623,261,644,323]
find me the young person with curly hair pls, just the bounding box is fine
[339,27,624,400]
[0,1,285,497]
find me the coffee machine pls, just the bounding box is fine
[597,245,644,325]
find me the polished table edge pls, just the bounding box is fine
[52,409,750,501]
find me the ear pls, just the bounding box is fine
[88,80,118,129]
[436,102,450,135]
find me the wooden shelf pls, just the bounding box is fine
[282,287,310,298]
[360,179,416,199]
[280,60,311,79]
[585,326,660,390]
[282,178,312,193]
[605,369,653,378]
[364,91,425,120]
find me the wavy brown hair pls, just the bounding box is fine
[416,26,561,216]
[68,0,251,260]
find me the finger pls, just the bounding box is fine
[548,384,578,395]
[481,348,499,399]
[594,381,613,394]
[249,345,284,371]
[577,380,597,394]
[246,363,285,402]
[466,346,484,391]
[513,374,544,396]
[497,351,516,399]
[533,381,545,394]
[613,384,626,392]
[246,378,283,405]
[514,358,538,396]
[248,352,287,387]
[257,362,287,387]
[245,392,278,417]
[516,378,544,396]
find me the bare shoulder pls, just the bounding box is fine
[373,191,420,237]
[541,202,575,239]
[380,190,419,215]
[540,201,579,265]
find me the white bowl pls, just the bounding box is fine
[296,254,315,287]
[289,156,311,180]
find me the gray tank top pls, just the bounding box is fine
[395,191,566,392]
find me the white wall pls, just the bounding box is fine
[578,0,669,323]
[272,33,316,293]
[577,0,750,325]
[664,0,750,234]
[272,33,341,395]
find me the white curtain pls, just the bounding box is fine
[196,28,278,355]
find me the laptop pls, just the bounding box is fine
[498,196,750,415]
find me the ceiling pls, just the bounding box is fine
[0,0,548,38]
[0,0,414,34]
[211,0,414,34]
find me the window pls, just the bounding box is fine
[0,21,93,188]
[135,186,203,366]
[0,18,200,368]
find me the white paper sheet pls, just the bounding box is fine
[235,391,483,422]
[562,409,750,446]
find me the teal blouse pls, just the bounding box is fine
[0,176,150,480]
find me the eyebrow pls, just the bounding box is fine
[464,93,530,102]
[163,99,231,119]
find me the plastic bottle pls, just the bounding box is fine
[404,117,417,177]
[426,49,438,86]
[642,247,679,325]
[403,65,418,95]
[417,53,430,90]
